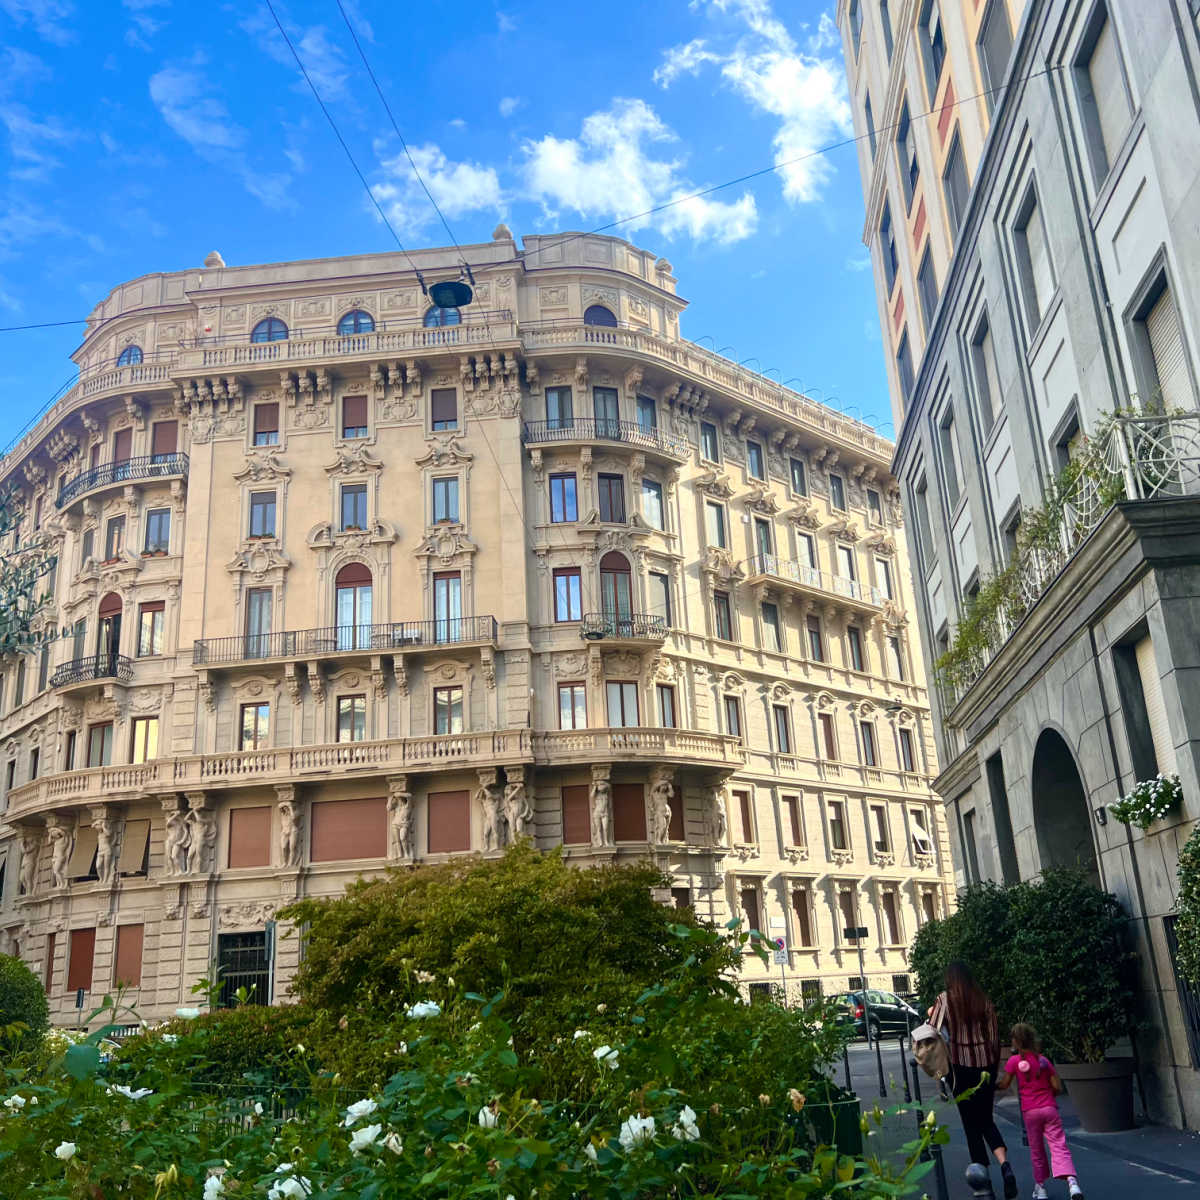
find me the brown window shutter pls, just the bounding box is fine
[668,794,685,842]
[151,421,178,455]
[430,388,457,425]
[561,785,590,845]
[45,932,56,992]
[113,924,144,987]
[67,928,96,992]
[736,791,754,841]
[787,796,802,844]
[343,395,368,432]
[99,591,123,618]
[117,819,150,874]
[67,825,99,877]
[139,600,165,616]
[612,783,646,842]
[228,806,273,868]
[112,429,132,464]
[311,797,387,862]
[428,790,471,853]
[335,561,373,587]
[254,403,279,434]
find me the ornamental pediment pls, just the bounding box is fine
[702,546,743,583]
[695,469,735,499]
[786,501,822,530]
[864,530,897,554]
[415,438,473,469]
[823,514,860,541]
[743,482,780,514]
[227,539,291,582]
[415,523,477,565]
[233,452,291,484]
[325,444,383,476]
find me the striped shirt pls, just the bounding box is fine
[931,990,1000,1069]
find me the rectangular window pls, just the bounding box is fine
[735,790,755,843]
[341,483,368,530]
[848,0,861,43]
[431,568,461,640]
[861,721,878,766]
[790,457,807,495]
[598,474,625,523]
[64,729,76,770]
[636,394,657,432]
[561,784,590,845]
[847,625,865,672]
[753,517,773,561]
[919,0,945,98]
[113,427,132,468]
[829,473,846,511]
[899,727,917,772]
[836,543,856,581]
[713,590,733,641]
[656,683,677,728]
[888,636,906,681]
[914,477,933,562]
[819,712,838,760]
[761,601,782,652]
[880,201,898,293]
[773,704,792,754]
[546,385,573,428]
[342,394,368,439]
[978,0,1013,112]
[1138,281,1193,411]
[549,473,578,523]
[593,386,620,437]
[807,615,824,662]
[867,488,883,526]
[870,803,890,852]
[104,515,125,561]
[972,313,1001,436]
[672,887,692,909]
[797,531,817,569]
[921,891,937,924]
[253,402,279,446]
[432,477,459,523]
[785,795,803,845]
[747,440,765,480]
[249,492,276,538]
[641,479,664,529]
[143,508,170,554]
[1015,188,1054,328]
[430,387,458,431]
[558,682,587,730]
[37,645,48,693]
[605,680,639,727]
[911,806,934,858]
[939,412,961,505]
[963,809,981,882]
[864,91,877,156]
[44,932,55,993]
[828,800,848,850]
[943,132,969,235]
[80,527,94,569]
[917,247,938,331]
[113,924,145,988]
[67,928,96,993]
[880,0,893,57]
[13,659,23,708]
[434,686,464,735]
[228,806,272,869]
[896,330,915,403]
[427,790,471,853]
[337,695,366,743]
[724,694,742,739]
[240,702,270,750]
[792,889,815,946]
[87,722,113,767]
[897,99,919,208]
[245,587,272,656]
[647,571,671,627]
[130,716,158,764]
[553,568,582,622]
[150,420,177,463]
[705,500,727,548]
[613,783,648,842]
[700,420,720,462]
[29,747,38,780]
[1078,6,1131,183]
[311,797,388,861]
[882,890,902,944]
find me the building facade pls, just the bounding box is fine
[838,0,1200,1124]
[0,229,952,1025]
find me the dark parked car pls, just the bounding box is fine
[831,989,921,1039]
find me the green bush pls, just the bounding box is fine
[1176,824,1200,985]
[0,953,49,1055]
[910,870,1136,1063]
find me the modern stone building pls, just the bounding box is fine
[838,0,1200,1123]
[0,228,952,1025]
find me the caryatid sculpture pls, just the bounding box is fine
[163,803,191,876]
[91,808,117,885]
[47,819,71,889]
[18,829,39,896]
[478,780,504,852]
[277,787,302,867]
[387,781,414,860]
[503,769,533,841]
[650,771,675,844]
[589,776,613,846]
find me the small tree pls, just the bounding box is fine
[0,482,58,655]
[1176,824,1200,985]
[0,953,49,1055]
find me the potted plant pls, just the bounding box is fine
[1110,773,1182,831]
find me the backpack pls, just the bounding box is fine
[911,1022,951,1081]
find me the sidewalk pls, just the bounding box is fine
[843,1040,1200,1197]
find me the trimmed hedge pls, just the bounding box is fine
[0,953,49,1054]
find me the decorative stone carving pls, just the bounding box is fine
[554,651,588,678]
[162,796,190,876]
[830,850,854,867]
[824,514,860,541]
[277,785,302,868]
[504,766,533,840]
[602,650,641,678]
[187,793,218,875]
[46,817,71,889]
[875,852,895,868]
[743,482,780,515]
[227,540,291,585]
[415,523,477,567]
[387,776,414,860]
[18,828,39,896]
[702,546,743,584]
[787,500,823,531]
[694,469,735,499]
[710,788,728,846]
[477,771,504,852]
[784,846,810,864]
[220,902,276,927]
[415,438,473,469]
[91,806,118,885]
[589,769,613,847]
[233,452,291,484]
[649,766,675,844]
[325,444,383,477]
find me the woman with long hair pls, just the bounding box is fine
[931,961,1017,1198]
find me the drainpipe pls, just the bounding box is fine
[1088,621,1187,1126]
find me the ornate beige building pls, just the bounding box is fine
[0,228,951,1023]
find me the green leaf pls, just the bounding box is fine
[63,1043,101,1080]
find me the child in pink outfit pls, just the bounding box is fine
[997,1023,1084,1199]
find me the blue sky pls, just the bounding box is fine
[0,0,890,450]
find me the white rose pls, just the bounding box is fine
[406,1000,441,1019]
[349,1123,382,1154]
[477,1105,499,1129]
[592,1044,619,1069]
[342,1097,378,1127]
[618,1114,656,1150]
[54,1141,77,1161]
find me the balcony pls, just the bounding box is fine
[521,417,690,462]
[742,553,883,613]
[50,653,134,690]
[7,729,534,820]
[534,727,745,769]
[579,612,668,643]
[56,453,189,510]
[193,616,498,667]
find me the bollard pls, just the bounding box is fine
[965,1161,996,1197]
[843,1042,852,1091]
[930,1140,951,1199]
[908,1057,929,1158]
[898,1036,912,1103]
[875,1030,887,1097]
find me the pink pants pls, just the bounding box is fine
[1024,1105,1076,1184]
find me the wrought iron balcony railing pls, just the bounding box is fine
[51,653,134,688]
[744,553,884,607]
[580,612,669,641]
[521,417,690,460]
[56,453,189,508]
[193,616,498,666]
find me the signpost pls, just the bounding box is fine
[773,936,787,1004]
[843,925,871,1042]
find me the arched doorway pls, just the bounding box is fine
[1030,728,1099,884]
[334,562,373,650]
[97,592,123,670]
[599,551,633,635]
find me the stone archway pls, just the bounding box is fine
[1030,728,1099,884]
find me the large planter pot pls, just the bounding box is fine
[1056,1058,1136,1132]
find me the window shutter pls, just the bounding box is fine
[612,783,647,842]
[668,794,685,841]
[67,928,96,992]
[430,388,457,425]
[736,790,754,841]
[787,797,802,844]
[1089,17,1130,169]
[561,785,590,845]
[1025,201,1053,316]
[427,790,471,853]
[113,924,144,987]
[343,395,368,431]
[67,825,98,877]
[228,807,272,868]
[112,428,132,464]
[117,819,150,874]
[1146,288,1190,411]
[1135,636,1176,773]
[254,403,279,434]
[311,797,386,861]
[151,421,177,455]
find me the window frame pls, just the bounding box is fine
[700,420,720,463]
[552,567,583,623]
[143,507,170,554]
[917,245,938,332]
[431,475,460,524]
[806,614,825,663]
[641,478,665,529]
[713,590,734,641]
[723,693,743,740]
[597,473,626,524]
[130,715,159,765]
[818,711,838,760]
[239,701,271,751]
[896,99,919,210]
[605,679,640,728]
[656,682,677,728]
[827,799,849,851]
[557,681,587,730]
[847,625,866,672]
[898,726,918,772]
[434,685,465,735]
[549,473,578,523]
[336,694,367,743]
[136,602,164,657]
[1073,2,1133,188]
[340,482,368,531]
[746,440,766,480]
[248,491,277,539]
[772,704,793,755]
[861,720,879,767]
[880,201,898,294]
[341,393,369,439]
[430,386,459,431]
[761,600,782,652]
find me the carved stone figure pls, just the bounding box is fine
[650,775,675,844]
[478,783,504,852]
[18,830,39,895]
[590,778,613,846]
[187,805,218,874]
[503,779,533,840]
[388,789,414,860]
[47,822,71,889]
[92,812,117,884]
[278,798,302,868]
[711,790,729,845]
[164,810,191,875]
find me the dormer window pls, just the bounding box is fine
[117,345,143,366]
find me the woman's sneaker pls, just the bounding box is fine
[1001,1161,1019,1199]
[1067,1179,1084,1198]
[1032,1187,1048,1200]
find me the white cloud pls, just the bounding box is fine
[0,47,49,97]
[497,10,516,33]
[372,142,503,238]
[523,98,756,245]
[0,0,74,45]
[656,0,852,205]
[0,104,77,182]
[240,6,348,100]
[448,117,467,130]
[499,97,520,118]
[844,253,871,272]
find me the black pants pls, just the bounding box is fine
[952,1061,1007,1166]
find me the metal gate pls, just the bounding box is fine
[216,930,270,1008]
[1163,915,1200,1067]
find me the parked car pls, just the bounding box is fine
[830,990,921,1040]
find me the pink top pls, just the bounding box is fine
[1005,1051,1058,1112]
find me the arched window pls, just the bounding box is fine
[584,304,617,328]
[423,306,461,328]
[117,345,143,366]
[97,592,123,665]
[599,551,633,631]
[337,309,375,335]
[335,562,373,650]
[251,317,289,343]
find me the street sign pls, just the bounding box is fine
[843,926,869,940]
[772,948,788,965]
[773,936,786,949]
